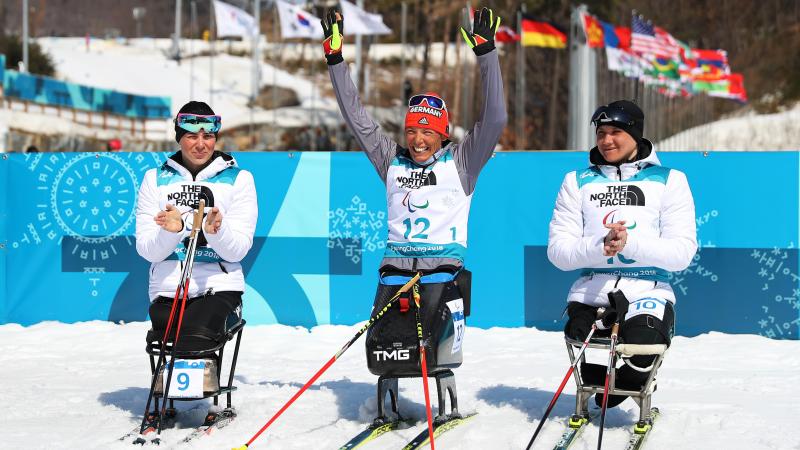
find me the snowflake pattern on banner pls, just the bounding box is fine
[328,195,386,264]
[669,209,720,296]
[753,243,800,339]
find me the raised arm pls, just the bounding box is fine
[453,7,508,195]
[323,9,399,183]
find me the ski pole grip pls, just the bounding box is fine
[397,272,421,294]
[193,199,205,232]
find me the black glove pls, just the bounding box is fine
[320,9,344,65]
[607,289,630,322]
[459,7,501,56]
[594,307,618,330]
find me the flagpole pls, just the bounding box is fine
[209,0,215,106]
[250,0,260,150]
[355,0,364,93]
[190,0,197,99]
[22,0,29,72]
[567,4,596,151]
[272,3,279,150]
[173,0,183,63]
[399,1,407,142]
[515,8,525,149]
[547,48,561,149]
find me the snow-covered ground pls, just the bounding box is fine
[2,321,797,449]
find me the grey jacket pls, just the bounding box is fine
[328,50,507,271]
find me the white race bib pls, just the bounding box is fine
[625,297,667,322]
[446,299,466,354]
[164,359,205,399]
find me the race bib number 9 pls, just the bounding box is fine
[624,297,667,322]
[164,359,205,399]
[446,299,466,354]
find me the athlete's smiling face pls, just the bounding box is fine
[179,131,216,172]
[596,125,638,164]
[405,127,443,163]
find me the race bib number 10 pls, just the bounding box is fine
[446,299,466,354]
[164,359,205,399]
[624,297,667,322]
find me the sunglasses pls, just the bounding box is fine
[590,106,636,127]
[409,94,446,110]
[175,113,222,134]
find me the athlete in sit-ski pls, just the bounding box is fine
[135,101,257,355]
[547,99,697,408]
[322,6,506,423]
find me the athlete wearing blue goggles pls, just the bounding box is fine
[175,113,222,134]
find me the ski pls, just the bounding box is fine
[338,418,417,450]
[553,413,593,450]
[400,412,477,450]
[168,408,237,446]
[121,409,178,443]
[622,408,659,450]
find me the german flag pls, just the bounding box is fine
[521,17,566,49]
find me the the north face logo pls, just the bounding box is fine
[395,170,437,189]
[418,117,429,125]
[589,184,645,207]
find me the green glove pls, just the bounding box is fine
[321,9,344,65]
[460,7,501,56]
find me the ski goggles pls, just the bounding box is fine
[409,94,446,110]
[590,106,636,127]
[175,113,222,133]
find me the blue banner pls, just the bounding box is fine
[1,151,798,339]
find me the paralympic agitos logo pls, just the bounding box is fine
[589,184,645,207]
[602,209,637,229]
[402,192,429,213]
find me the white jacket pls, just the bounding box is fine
[547,142,697,307]
[135,152,258,301]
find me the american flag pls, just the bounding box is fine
[631,15,680,60]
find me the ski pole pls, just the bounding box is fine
[597,322,620,450]
[154,199,205,440]
[136,200,205,440]
[525,324,597,450]
[232,272,422,450]
[413,284,436,450]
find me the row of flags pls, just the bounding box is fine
[580,10,747,102]
[212,1,744,103]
